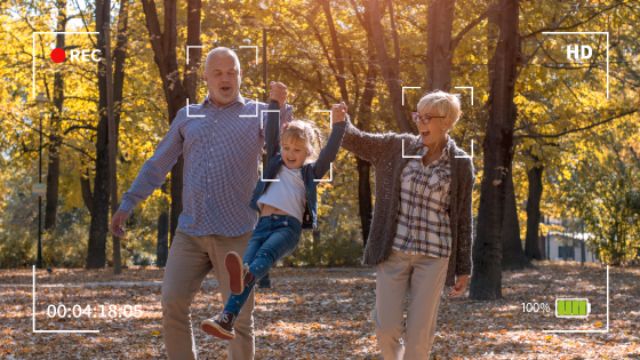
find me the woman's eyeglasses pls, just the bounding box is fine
[412,112,446,125]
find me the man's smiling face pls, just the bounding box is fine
[203,52,241,107]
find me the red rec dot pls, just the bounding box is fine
[50,48,66,63]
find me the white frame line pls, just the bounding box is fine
[453,86,474,106]
[260,109,281,182]
[186,45,205,65]
[401,86,422,159]
[312,110,334,182]
[541,31,609,99]
[32,265,100,334]
[184,45,258,115]
[454,139,474,159]
[237,45,259,118]
[401,86,421,106]
[185,98,205,118]
[402,85,475,159]
[542,265,609,334]
[32,31,100,99]
[238,45,259,67]
[401,139,422,159]
[239,99,259,118]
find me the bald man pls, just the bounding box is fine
[111,47,292,360]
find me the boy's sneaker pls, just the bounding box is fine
[201,312,236,340]
[225,252,244,295]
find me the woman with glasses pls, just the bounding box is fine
[337,90,474,359]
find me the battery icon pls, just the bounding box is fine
[555,298,591,319]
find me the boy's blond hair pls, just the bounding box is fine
[281,120,324,163]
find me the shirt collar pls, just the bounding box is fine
[413,135,453,159]
[202,93,246,108]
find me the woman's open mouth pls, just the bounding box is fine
[421,130,430,137]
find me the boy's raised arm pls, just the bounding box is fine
[313,103,347,179]
[264,100,281,162]
[263,81,289,163]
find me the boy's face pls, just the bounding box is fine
[281,138,308,169]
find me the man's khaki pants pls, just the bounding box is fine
[162,230,255,360]
[374,250,449,360]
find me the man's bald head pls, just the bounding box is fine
[204,47,241,73]
[203,47,242,107]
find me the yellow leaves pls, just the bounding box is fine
[594,320,604,328]
[150,330,161,337]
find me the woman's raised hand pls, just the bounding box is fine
[331,102,347,124]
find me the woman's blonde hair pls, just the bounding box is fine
[417,90,462,129]
[281,120,324,163]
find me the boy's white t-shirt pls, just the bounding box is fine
[257,166,306,223]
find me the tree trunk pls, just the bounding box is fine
[355,70,375,246]
[355,61,375,246]
[356,159,373,245]
[86,0,111,269]
[364,0,410,132]
[322,0,376,246]
[44,1,66,231]
[501,170,529,270]
[469,0,520,300]
[86,0,129,269]
[312,229,321,266]
[108,0,130,274]
[355,42,376,245]
[156,183,169,267]
[140,0,201,241]
[525,160,544,260]
[321,0,350,104]
[104,0,121,274]
[80,168,93,215]
[156,211,169,267]
[425,0,455,91]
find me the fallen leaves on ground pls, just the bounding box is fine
[0,262,638,359]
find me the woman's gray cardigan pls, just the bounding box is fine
[342,120,475,286]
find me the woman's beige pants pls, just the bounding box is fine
[374,250,449,360]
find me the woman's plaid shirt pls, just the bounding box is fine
[392,139,453,258]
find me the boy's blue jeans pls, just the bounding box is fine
[224,214,302,315]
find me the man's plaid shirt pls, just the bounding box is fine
[119,95,292,237]
[392,138,453,258]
